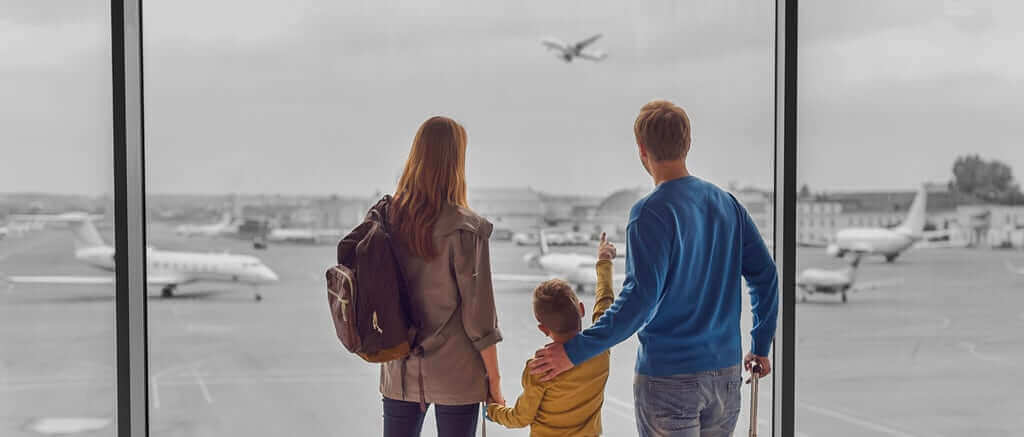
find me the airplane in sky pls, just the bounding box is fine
[493,230,625,293]
[175,212,239,238]
[4,218,278,300]
[796,255,902,303]
[542,34,607,63]
[826,185,928,262]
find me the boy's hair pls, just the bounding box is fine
[533,279,582,335]
[633,99,692,162]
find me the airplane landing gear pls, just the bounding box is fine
[885,254,899,263]
[161,285,176,299]
[841,291,848,303]
[253,292,263,302]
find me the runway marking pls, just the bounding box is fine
[192,366,214,404]
[151,379,161,409]
[799,402,919,437]
[958,342,1002,362]
[603,395,635,421]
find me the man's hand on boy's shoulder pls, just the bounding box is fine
[531,342,574,382]
[597,232,616,261]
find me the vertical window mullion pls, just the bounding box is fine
[112,0,148,435]
[773,0,798,435]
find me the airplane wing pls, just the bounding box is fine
[851,277,904,292]
[6,276,114,285]
[575,34,602,49]
[4,274,185,287]
[493,273,556,283]
[577,50,607,62]
[541,39,568,51]
[1006,260,1024,275]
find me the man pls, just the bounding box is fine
[529,99,779,436]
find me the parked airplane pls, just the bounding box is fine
[493,230,625,293]
[542,34,607,63]
[175,212,239,238]
[265,227,344,245]
[8,212,102,228]
[826,185,928,262]
[4,218,278,300]
[796,255,902,303]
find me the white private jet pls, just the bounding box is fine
[4,218,278,300]
[175,212,239,238]
[826,185,928,263]
[796,255,903,303]
[265,227,343,245]
[493,230,624,293]
[542,34,607,63]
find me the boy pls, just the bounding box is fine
[486,233,617,436]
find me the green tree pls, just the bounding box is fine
[951,154,1024,204]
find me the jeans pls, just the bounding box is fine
[382,397,479,437]
[634,365,742,437]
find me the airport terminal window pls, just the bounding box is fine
[796,1,1024,434]
[0,1,116,435]
[141,0,778,435]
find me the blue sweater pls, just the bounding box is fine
[565,176,779,376]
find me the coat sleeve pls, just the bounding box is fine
[486,363,546,428]
[452,220,503,351]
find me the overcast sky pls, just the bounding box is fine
[2,0,1022,197]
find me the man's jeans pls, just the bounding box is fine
[634,365,743,437]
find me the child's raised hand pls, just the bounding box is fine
[597,232,616,261]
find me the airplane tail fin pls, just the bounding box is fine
[897,185,928,238]
[71,219,106,251]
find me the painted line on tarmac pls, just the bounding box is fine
[603,395,635,421]
[151,379,161,409]
[799,402,919,437]
[192,366,214,404]
[958,342,1002,362]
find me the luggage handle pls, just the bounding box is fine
[746,363,764,437]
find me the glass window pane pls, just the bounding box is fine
[0,1,115,435]
[797,1,1023,435]
[144,1,775,434]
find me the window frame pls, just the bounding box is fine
[109,0,799,434]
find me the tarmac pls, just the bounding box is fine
[1,226,1022,436]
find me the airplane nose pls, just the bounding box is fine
[259,265,279,282]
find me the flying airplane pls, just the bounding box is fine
[542,34,607,63]
[175,212,239,238]
[826,185,928,262]
[4,218,278,300]
[796,255,903,303]
[493,230,625,293]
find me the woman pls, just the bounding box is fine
[381,116,504,437]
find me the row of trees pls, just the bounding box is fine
[949,155,1024,204]
[798,155,1023,205]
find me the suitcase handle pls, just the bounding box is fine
[747,363,763,437]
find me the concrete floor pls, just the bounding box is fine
[1,226,1021,436]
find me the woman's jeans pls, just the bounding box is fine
[382,397,479,437]
[634,365,743,437]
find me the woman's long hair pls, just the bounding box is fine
[391,116,469,260]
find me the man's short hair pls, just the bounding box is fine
[633,99,692,162]
[533,279,582,335]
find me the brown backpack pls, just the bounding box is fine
[326,195,416,363]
